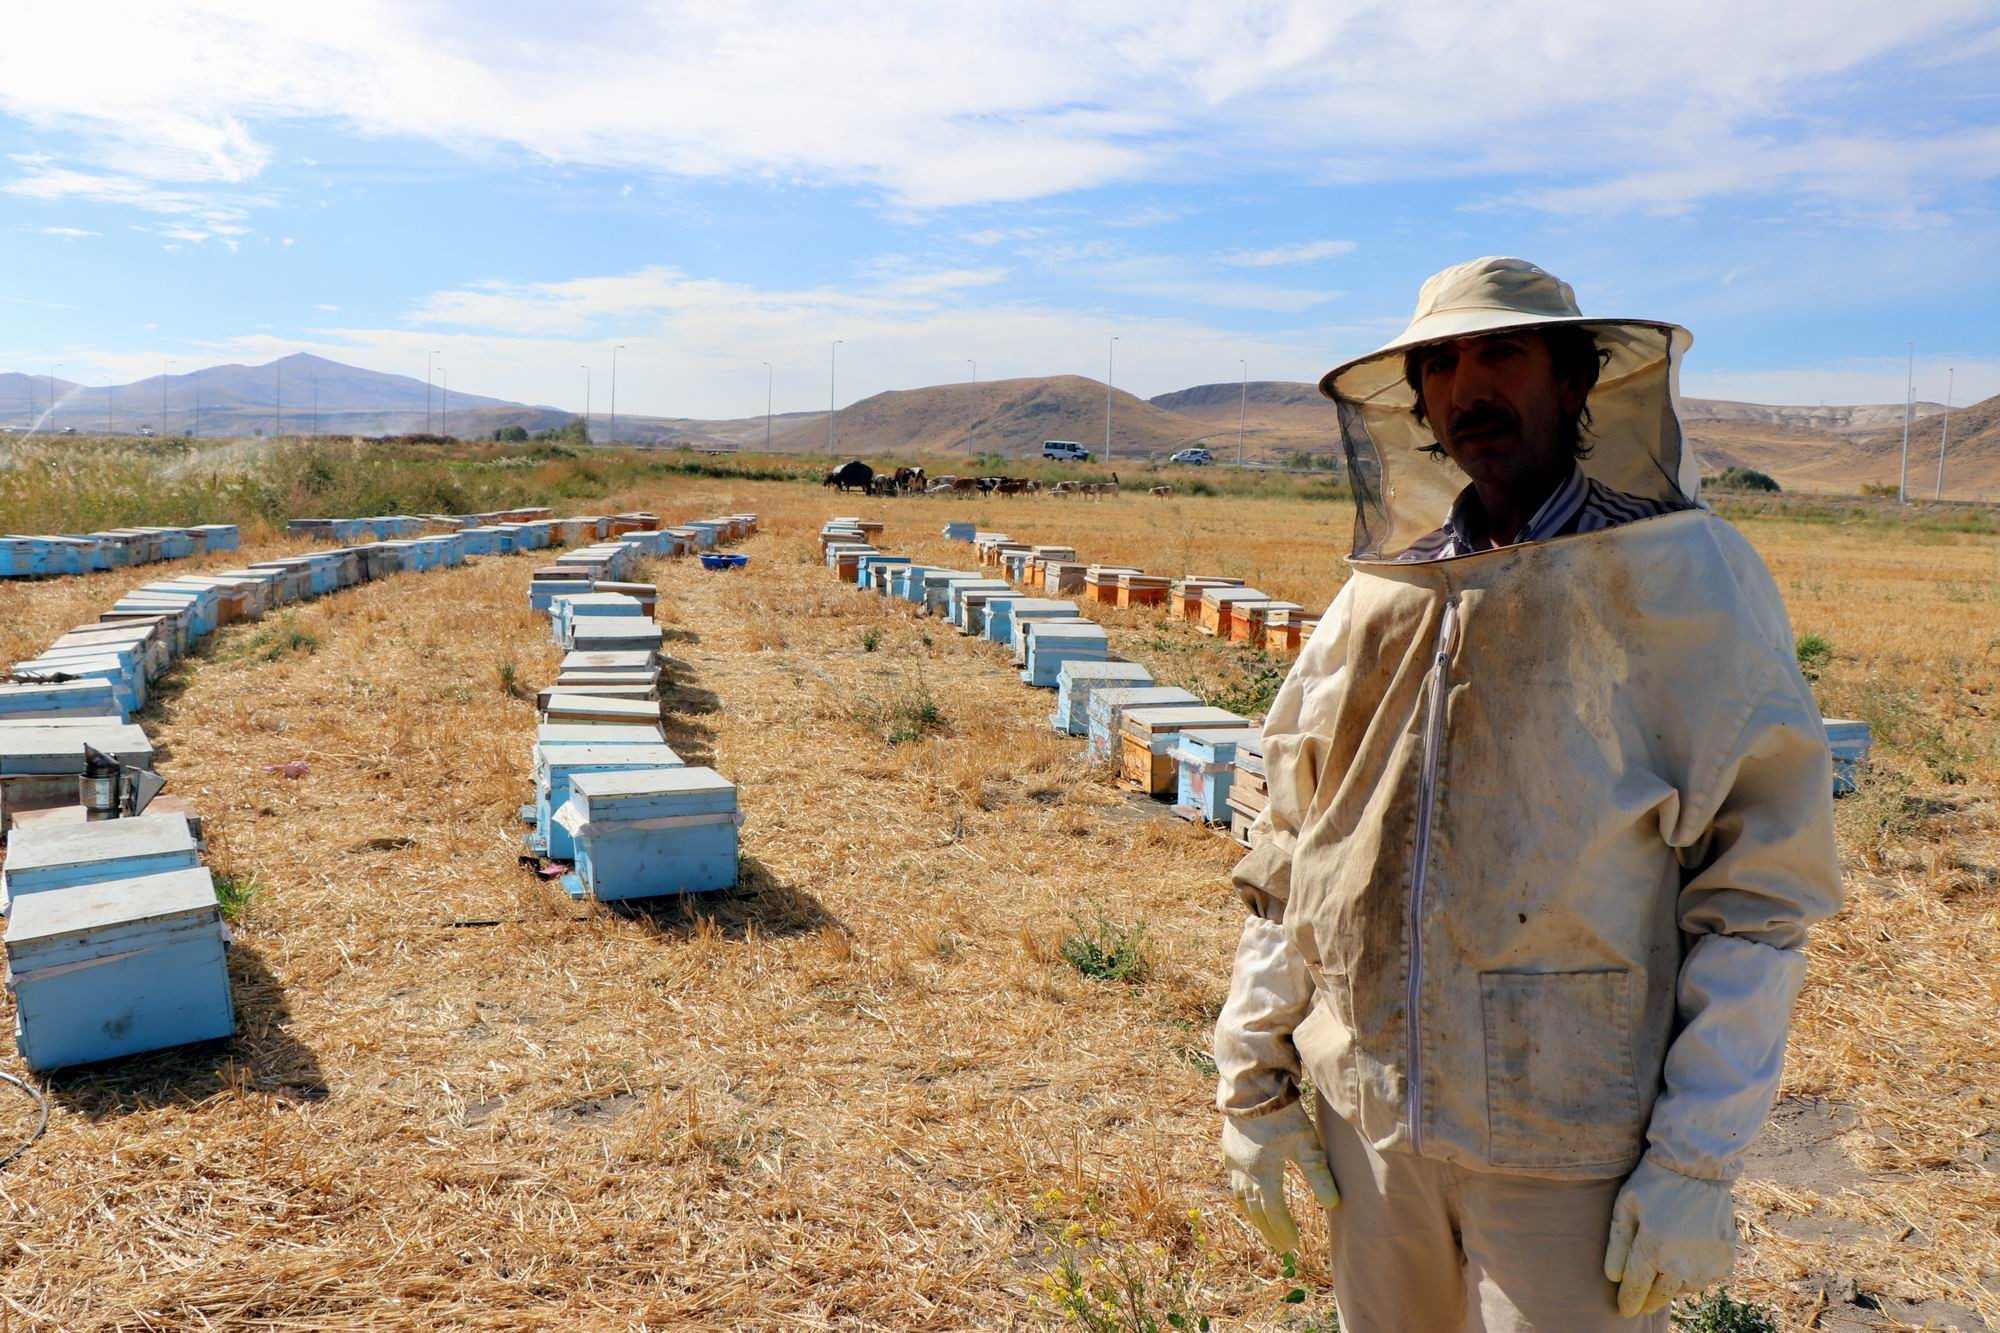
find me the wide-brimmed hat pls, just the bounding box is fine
[1319,257,1703,560]
[1320,255,1687,405]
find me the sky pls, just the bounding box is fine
[2,1,1998,421]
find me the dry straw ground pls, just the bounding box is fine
[0,480,1993,1330]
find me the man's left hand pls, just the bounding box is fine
[1602,1157,1737,1316]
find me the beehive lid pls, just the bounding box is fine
[1058,661,1153,684]
[535,742,683,772]
[1175,727,1257,757]
[1123,706,1255,737]
[560,651,657,672]
[1002,599,1079,615]
[1,813,197,878]
[540,694,662,721]
[1202,586,1270,606]
[1086,566,1142,579]
[570,622,664,646]
[1091,686,1202,714]
[568,766,738,819]
[922,569,976,585]
[1027,622,1108,644]
[6,867,219,950]
[1116,573,1171,587]
[0,722,154,771]
[536,722,666,746]
[561,593,646,612]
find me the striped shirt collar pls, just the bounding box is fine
[1441,462,1591,552]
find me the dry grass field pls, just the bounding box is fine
[0,479,1994,1330]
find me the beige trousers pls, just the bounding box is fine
[1317,1099,1668,1333]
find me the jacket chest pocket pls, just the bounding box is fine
[1480,970,1645,1171]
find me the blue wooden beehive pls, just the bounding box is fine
[942,522,975,542]
[986,597,1077,646]
[532,741,684,858]
[0,722,154,778]
[921,570,976,615]
[1051,661,1154,735]
[536,721,666,748]
[1006,603,1084,660]
[857,554,910,589]
[192,524,240,553]
[1,813,201,909]
[5,865,234,1072]
[1085,686,1202,763]
[946,578,1012,629]
[558,767,741,901]
[1824,719,1872,796]
[10,655,143,717]
[1021,622,1109,688]
[1171,727,1255,824]
[0,680,121,721]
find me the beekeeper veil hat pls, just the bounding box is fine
[1322,256,1701,561]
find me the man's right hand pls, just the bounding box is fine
[1221,1101,1341,1254]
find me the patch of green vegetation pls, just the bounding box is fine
[859,627,882,652]
[1706,466,1781,493]
[853,680,946,745]
[212,870,257,922]
[229,616,318,663]
[1061,910,1152,984]
[1207,659,1288,717]
[1795,631,1833,681]
[1671,1289,1779,1333]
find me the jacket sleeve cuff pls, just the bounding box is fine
[1213,916,1313,1118]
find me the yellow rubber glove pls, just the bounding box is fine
[1221,1101,1341,1254]
[1603,1157,1737,1317]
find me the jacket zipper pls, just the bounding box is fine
[1406,593,1460,1154]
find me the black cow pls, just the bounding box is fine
[822,460,875,493]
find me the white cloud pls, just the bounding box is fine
[34,225,98,238]
[281,236,295,246]
[1221,239,1355,267]
[0,2,1987,216]
[315,303,341,311]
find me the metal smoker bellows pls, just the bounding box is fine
[79,743,167,821]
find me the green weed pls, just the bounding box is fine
[1061,911,1152,984]
[1034,1190,1215,1333]
[212,870,257,922]
[1671,1288,1779,1333]
[1795,632,1833,682]
[860,627,882,652]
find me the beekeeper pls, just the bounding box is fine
[1213,256,1842,1329]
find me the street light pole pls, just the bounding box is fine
[427,350,439,433]
[1898,340,1913,504]
[580,365,591,442]
[162,360,174,437]
[440,369,448,438]
[1935,367,1954,502]
[1104,337,1118,463]
[312,372,319,437]
[275,361,282,437]
[610,344,625,443]
[1238,358,1248,466]
[763,361,773,452]
[967,358,976,384]
[828,339,842,456]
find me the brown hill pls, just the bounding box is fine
[765,375,1215,461]
[1148,381,1342,460]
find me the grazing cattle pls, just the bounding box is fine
[894,465,927,493]
[822,460,875,493]
[870,475,900,496]
[1048,480,1079,498]
[994,477,1036,496]
[948,476,981,494]
[1149,485,1174,498]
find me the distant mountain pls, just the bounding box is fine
[5,353,1991,495]
[765,375,1221,460]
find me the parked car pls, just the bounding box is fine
[1041,439,1092,462]
[1169,446,1214,466]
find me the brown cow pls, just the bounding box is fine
[1149,485,1173,498]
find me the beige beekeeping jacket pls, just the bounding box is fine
[1215,283,1843,1184]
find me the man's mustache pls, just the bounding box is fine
[1446,404,1517,440]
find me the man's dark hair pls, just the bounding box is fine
[1404,326,1608,459]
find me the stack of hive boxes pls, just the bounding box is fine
[2,811,234,1072]
[523,515,750,901]
[2,525,239,580]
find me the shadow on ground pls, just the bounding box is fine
[45,942,330,1119]
[607,854,842,941]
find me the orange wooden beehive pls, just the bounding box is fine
[1173,577,1243,622]
[1230,600,1304,648]
[1084,566,1140,605]
[1114,573,1171,608]
[1199,586,1268,637]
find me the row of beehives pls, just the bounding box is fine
[0,513,629,1073]
[819,519,1270,841]
[287,507,702,549]
[935,520,1322,654]
[519,513,756,903]
[1,523,239,581]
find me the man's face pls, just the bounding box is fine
[1415,331,1585,488]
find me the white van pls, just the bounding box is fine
[1041,439,1092,462]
